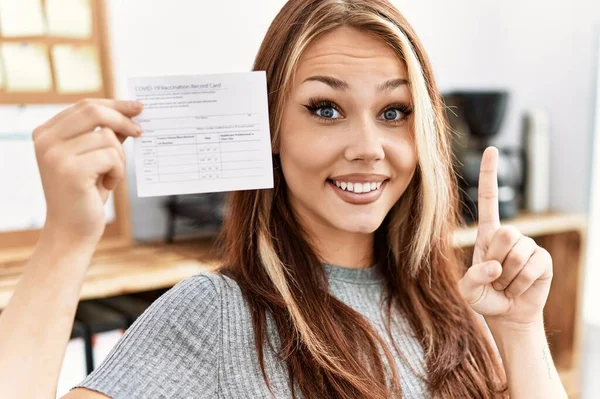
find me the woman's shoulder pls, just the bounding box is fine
[159,271,252,324]
[144,271,244,320]
[169,270,243,303]
[72,271,242,397]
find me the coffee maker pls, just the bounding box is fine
[444,91,525,222]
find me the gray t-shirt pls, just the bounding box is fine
[74,264,428,398]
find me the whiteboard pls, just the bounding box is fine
[0,105,116,232]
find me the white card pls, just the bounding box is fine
[128,72,274,197]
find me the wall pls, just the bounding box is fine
[585,37,600,326]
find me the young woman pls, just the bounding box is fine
[0,1,566,398]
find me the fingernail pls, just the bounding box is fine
[492,282,503,291]
[129,101,143,111]
[133,121,143,134]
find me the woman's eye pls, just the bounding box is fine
[381,108,404,121]
[316,106,340,119]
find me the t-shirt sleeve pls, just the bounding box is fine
[72,273,223,399]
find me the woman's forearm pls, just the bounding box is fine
[488,318,567,399]
[0,229,95,398]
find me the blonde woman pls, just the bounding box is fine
[0,1,566,398]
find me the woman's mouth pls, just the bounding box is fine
[327,179,388,205]
[332,180,383,193]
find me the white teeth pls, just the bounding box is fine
[333,180,385,193]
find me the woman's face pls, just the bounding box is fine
[279,26,418,238]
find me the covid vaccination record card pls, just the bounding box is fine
[128,71,274,197]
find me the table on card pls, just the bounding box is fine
[139,115,266,183]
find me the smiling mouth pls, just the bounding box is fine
[327,179,388,194]
[326,178,389,205]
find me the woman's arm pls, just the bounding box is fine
[488,318,566,399]
[0,99,141,398]
[0,229,95,398]
[458,148,566,398]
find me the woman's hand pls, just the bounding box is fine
[458,147,553,328]
[33,99,143,245]
[0,99,142,398]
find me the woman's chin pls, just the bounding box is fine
[332,218,384,235]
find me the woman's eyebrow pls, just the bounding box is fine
[302,75,349,90]
[377,78,409,91]
[302,75,409,92]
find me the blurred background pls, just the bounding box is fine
[0,0,599,397]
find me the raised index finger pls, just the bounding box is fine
[477,146,501,240]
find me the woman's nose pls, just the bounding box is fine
[343,120,385,162]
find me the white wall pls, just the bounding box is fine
[585,38,600,326]
[107,1,600,321]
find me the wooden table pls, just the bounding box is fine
[0,239,219,308]
[0,212,588,397]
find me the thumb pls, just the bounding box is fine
[458,260,502,304]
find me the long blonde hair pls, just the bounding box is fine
[219,1,507,397]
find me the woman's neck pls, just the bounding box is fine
[288,193,375,268]
[320,234,375,268]
[304,223,375,269]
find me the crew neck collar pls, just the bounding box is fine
[323,263,383,284]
